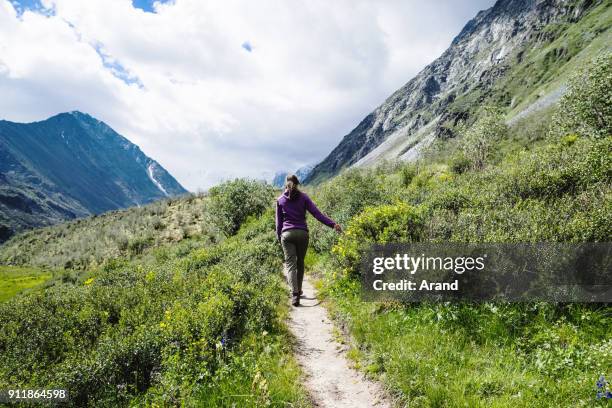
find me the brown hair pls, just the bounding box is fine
[285,174,300,200]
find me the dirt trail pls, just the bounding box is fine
[287,277,391,408]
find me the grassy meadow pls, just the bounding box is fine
[0,265,53,302]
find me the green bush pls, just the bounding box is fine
[308,168,389,253]
[554,52,611,139]
[458,106,509,170]
[498,137,610,202]
[400,164,417,187]
[332,202,425,277]
[127,235,154,256]
[449,153,471,174]
[207,179,275,236]
[0,212,293,406]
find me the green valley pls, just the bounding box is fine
[0,0,610,406]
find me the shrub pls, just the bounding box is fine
[400,164,417,186]
[449,153,471,174]
[332,202,425,277]
[116,234,129,251]
[499,137,610,202]
[554,52,611,139]
[0,212,287,406]
[458,106,509,170]
[308,168,388,252]
[427,185,471,215]
[207,179,275,236]
[150,216,164,230]
[128,236,154,256]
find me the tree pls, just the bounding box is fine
[459,106,508,170]
[554,52,611,139]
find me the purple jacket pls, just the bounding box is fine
[276,190,336,239]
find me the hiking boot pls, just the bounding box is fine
[291,294,300,306]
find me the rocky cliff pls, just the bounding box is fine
[305,0,610,183]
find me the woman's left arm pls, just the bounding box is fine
[275,202,284,241]
[305,195,336,228]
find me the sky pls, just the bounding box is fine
[1,0,494,191]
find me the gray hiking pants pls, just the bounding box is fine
[281,229,309,295]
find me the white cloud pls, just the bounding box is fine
[0,0,494,190]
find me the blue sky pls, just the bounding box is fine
[11,0,41,9]
[12,0,169,13]
[10,0,47,15]
[0,0,494,190]
[131,0,171,13]
[93,42,144,87]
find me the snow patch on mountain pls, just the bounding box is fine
[147,163,169,197]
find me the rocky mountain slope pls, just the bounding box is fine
[0,111,187,241]
[305,0,611,184]
[272,164,315,187]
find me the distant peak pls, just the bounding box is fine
[46,111,115,136]
[51,111,107,128]
[47,111,93,121]
[68,111,95,121]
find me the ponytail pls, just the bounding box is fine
[285,174,300,200]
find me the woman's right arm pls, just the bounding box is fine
[304,195,338,230]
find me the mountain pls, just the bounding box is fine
[271,164,315,187]
[0,111,188,242]
[305,0,611,183]
[272,171,288,188]
[295,164,315,182]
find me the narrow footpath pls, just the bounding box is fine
[287,277,391,408]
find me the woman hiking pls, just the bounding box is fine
[276,174,341,306]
